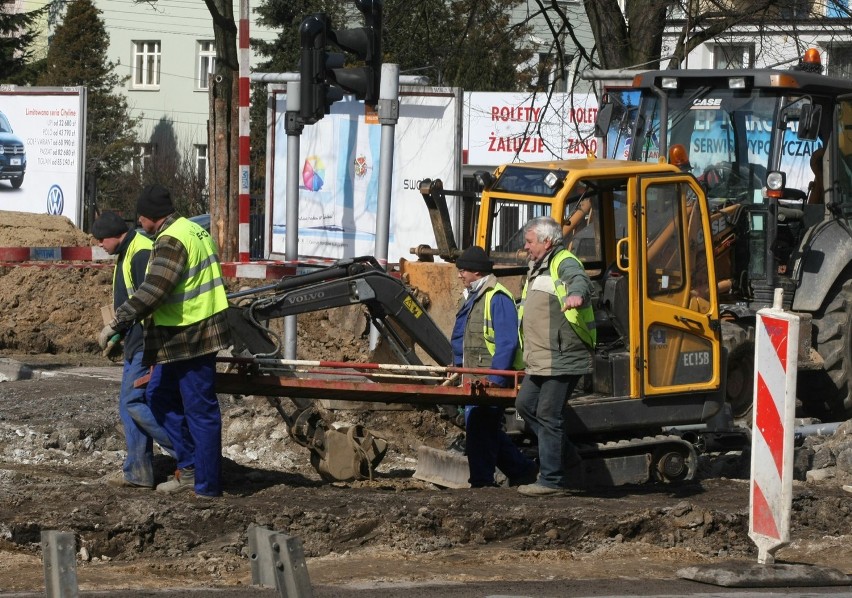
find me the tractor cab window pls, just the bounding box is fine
[836,99,852,216]
[487,165,571,256]
[636,87,821,205]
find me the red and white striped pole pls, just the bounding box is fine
[749,288,799,564]
[238,0,251,262]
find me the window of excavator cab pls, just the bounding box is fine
[561,180,627,276]
[645,183,685,298]
[644,180,712,312]
[562,181,599,265]
[492,166,563,197]
[489,199,550,254]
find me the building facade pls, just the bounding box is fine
[96,0,278,184]
[665,0,852,74]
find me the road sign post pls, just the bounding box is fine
[749,288,799,564]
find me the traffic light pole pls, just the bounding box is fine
[373,63,400,267]
[283,82,303,360]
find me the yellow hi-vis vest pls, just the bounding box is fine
[482,284,525,370]
[114,231,152,295]
[152,217,228,327]
[520,249,596,348]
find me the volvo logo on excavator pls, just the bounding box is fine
[286,291,325,304]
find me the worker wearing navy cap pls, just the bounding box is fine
[451,245,537,488]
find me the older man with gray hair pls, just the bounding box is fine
[515,216,595,496]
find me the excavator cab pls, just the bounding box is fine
[470,158,722,403]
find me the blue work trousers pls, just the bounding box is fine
[147,353,222,497]
[120,351,174,487]
[515,374,581,489]
[465,405,535,487]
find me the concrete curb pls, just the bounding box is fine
[678,562,852,587]
[0,357,35,382]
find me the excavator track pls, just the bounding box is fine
[413,433,700,489]
[574,434,699,487]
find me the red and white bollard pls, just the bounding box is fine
[749,288,799,564]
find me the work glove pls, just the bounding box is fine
[98,324,119,350]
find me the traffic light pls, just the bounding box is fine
[298,14,343,125]
[327,0,383,106]
[298,1,383,125]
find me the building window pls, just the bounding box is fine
[197,41,216,90]
[667,3,685,19]
[195,144,208,187]
[713,44,754,69]
[827,45,852,78]
[132,143,152,171]
[536,52,551,90]
[133,41,161,88]
[780,0,809,18]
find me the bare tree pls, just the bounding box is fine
[133,0,239,260]
[530,0,850,73]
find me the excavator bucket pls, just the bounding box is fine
[310,424,389,483]
[398,258,462,340]
[412,445,471,488]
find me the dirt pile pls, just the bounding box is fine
[0,211,368,360]
[0,210,94,247]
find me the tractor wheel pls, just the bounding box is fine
[805,278,852,420]
[721,320,754,424]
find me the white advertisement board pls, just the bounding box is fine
[268,88,461,264]
[0,87,86,226]
[463,92,599,166]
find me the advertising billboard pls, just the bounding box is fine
[463,91,599,166]
[0,87,86,227]
[268,88,461,264]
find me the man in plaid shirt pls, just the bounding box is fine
[99,184,231,498]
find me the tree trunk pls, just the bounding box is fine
[208,73,239,261]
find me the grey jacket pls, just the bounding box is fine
[521,247,593,376]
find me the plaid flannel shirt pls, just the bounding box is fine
[111,214,231,366]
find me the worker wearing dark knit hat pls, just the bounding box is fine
[455,245,493,273]
[450,246,534,488]
[99,184,231,499]
[137,184,176,220]
[91,211,129,240]
[92,210,174,490]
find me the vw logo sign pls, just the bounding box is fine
[46,184,64,215]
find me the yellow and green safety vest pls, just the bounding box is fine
[114,231,152,295]
[152,217,228,327]
[520,249,596,348]
[482,283,525,370]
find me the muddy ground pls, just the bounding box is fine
[1,359,851,595]
[0,211,850,594]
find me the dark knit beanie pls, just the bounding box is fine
[137,184,175,219]
[456,246,492,273]
[91,211,129,240]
